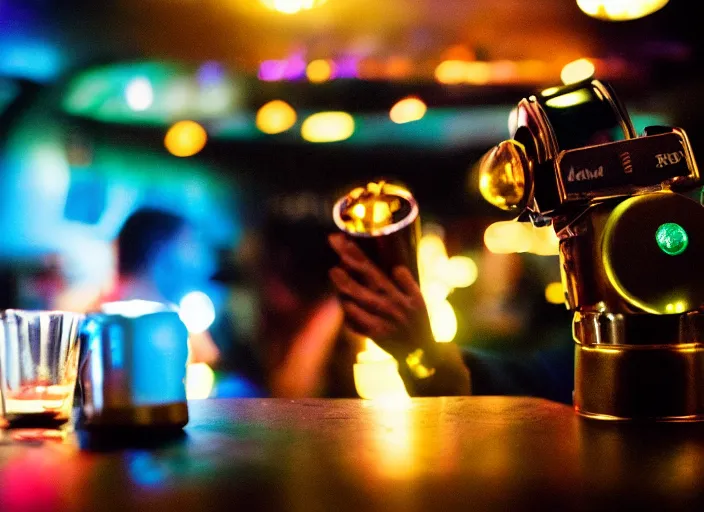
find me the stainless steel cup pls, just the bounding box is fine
[78,300,190,429]
[333,181,421,282]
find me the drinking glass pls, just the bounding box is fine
[0,310,83,427]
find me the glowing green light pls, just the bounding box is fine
[655,222,689,256]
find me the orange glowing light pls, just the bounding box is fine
[441,45,476,62]
[385,57,413,79]
[490,60,519,83]
[260,0,328,15]
[306,59,334,83]
[301,111,354,142]
[164,120,207,157]
[256,100,297,134]
[465,62,492,85]
[434,60,470,85]
[389,97,427,124]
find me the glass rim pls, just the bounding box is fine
[0,309,86,319]
[332,184,419,237]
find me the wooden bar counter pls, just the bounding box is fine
[1,397,704,511]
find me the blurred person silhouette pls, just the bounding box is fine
[253,203,361,398]
[327,233,574,403]
[97,207,220,366]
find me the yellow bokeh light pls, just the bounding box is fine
[354,339,409,400]
[442,256,479,288]
[561,58,596,85]
[545,282,567,305]
[576,0,668,21]
[541,86,561,96]
[530,225,560,256]
[164,120,208,157]
[419,234,448,266]
[351,203,366,219]
[186,362,215,399]
[465,62,492,85]
[389,97,427,124]
[428,299,458,342]
[306,59,334,83]
[301,111,355,143]
[545,89,592,108]
[421,281,453,305]
[260,0,328,15]
[357,338,394,363]
[256,100,297,135]
[484,221,534,254]
[665,301,687,314]
[434,60,470,85]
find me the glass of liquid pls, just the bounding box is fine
[0,310,83,427]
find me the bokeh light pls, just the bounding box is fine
[306,59,334,83]
[441,256,479,288]
[389,97,427,124]
[186,362,215,399]
[576,0,668,21]
[301,111,355,142]
[545,282,567,305]
[484,221,534,254]
[465,62,492,85]
[484,221,560,255]
[125,77,153,111]
[164,120,208,157]
[354,339,409,400]
[428,299,458,343]
[179,291,216,333]
[435,60,470,85]
[260,0,328,15]
[561,58,595,85]
[256,100,297,134]
[101,300,167,318]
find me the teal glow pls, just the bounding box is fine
[59,61,669,149]
[0,79,19,114]
[62,61,240,125]
[655,222,689,256]
[0,39,64,82]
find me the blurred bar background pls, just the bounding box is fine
[1,0,702,399]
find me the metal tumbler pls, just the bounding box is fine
[78,300,190,430]
[332,181,421,282]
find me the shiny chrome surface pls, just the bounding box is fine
[574,310,704,421]
[78,304,189,428]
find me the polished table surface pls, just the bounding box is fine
[1,396,704,511]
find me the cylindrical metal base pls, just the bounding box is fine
[79,402,189,429]
[574,342,704,421]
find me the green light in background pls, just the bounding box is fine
[655,222,689,256]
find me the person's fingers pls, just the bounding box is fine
[392,266,425,304]
[329,267,408,325]
[392,266,419,295]
[328,235,412,308]
[340,300,396,341]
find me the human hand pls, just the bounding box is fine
[327,233,434,361]
[328,233,471,396]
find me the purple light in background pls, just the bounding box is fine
[197,61,226,86]
[259,60,287,81]
[334,56,359,79]
[281,53,306,80]
[259,52,307,82]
